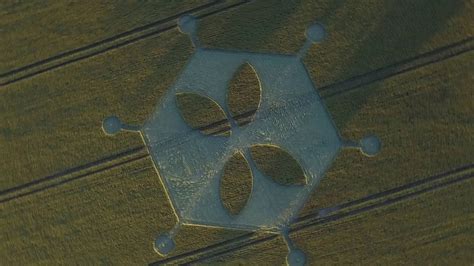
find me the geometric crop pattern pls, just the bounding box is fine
[102,15,381,266]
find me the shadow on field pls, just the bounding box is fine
[325,0,464,129]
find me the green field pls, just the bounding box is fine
[1,0,472,264]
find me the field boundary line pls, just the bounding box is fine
[150,163,474,265]
[0,0,252,87]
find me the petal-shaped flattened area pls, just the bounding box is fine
[227,63,261,127]
[176,92,231,136]
[220,151,253,216]
[250,144,306,186]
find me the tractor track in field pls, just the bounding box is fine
[150,163,474,265]
[1,2,472,263]
[0,0,222,78]
[147,37,474,136]
[319,36,474,98]
[1,36,471,203]
[0,152,150,204]
[0,0,252,87]
[0,146,147,203]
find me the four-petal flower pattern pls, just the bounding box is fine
[176,62,306,215]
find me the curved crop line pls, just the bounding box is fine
[220,151,254,215]
[227,62,262,124]
[176,91,231,136]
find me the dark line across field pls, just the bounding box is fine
[0,146,145,197]
[0,0,221,78]
[0,37,470,203]
[159,37,474,135]
[151,163,474,265]
[197,110,255,135]
[190,173,474,264]
[0,0,252,87]
[296,163,474,222]
[0,152,150,204]
[320,36,474,98]
[2,3,471,263]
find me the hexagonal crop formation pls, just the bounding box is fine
[102,15,381,266]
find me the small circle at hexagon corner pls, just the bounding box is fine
[287,248,307,266]
[102,116,122,135]
[154,233,176,256]
[306,22,326,43]
[360,135,381,157]
[178,15,198,35]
